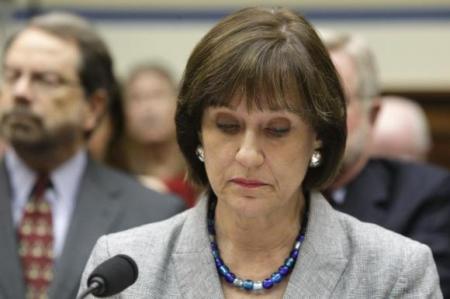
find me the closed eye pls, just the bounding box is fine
[3,68,20,84]
[217,122,240,134]
[265,127,290,137]
[33,72,66,88]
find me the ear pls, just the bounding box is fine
[368,97,381,126]
[83,89,107,133]
[197,131,203,146]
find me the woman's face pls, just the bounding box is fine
[124,71,177,144]
[201,97,321,218]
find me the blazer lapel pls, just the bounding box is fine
[284,193,348,298]
[0,161,26,299]
[172,198,224,299]
[172,194,349,298]
[48,159,122,299]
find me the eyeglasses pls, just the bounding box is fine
[2,68,81,94]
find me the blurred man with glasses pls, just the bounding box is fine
[0,12,185,299]
[321,31,450,297]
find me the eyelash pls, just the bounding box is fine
[265,127,290,137]
[216,122,290,138]
[217,123,240,134]
[3,70,62,87]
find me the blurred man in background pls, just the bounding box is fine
[321,31,450,297]
[0,25,8,158]
[0,12,185,299]
[371,95,432,162]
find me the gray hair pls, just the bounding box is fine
[320,30,380,106]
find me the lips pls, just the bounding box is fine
[2,110,41,129]
[230,178,267,188]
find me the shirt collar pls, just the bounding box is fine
[5,148,88,204]
[331,188,347,205]
[5,149,35,203]
[51,149,87,202]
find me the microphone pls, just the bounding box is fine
[77,254,138,298]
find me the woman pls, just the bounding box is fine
[79,7,442,298]
[89,64,197,206]
[118,64,197,206]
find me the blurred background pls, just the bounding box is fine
[1,0,449,169]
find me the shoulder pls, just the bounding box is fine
[85,159,187,215]
[314,195,433,265]
[81,210,190,281]
[364,159,450,199]
[335,211,441,296]
[328,212,442,298]
[87,158,158,196]
[78,210,191,297]
[99,210,189,257]
[336,210,430,258]
[369,158,450,187]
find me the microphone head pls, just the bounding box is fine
[87,254,138,297]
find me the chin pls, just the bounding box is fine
[9,129,55,154]
[226,196,272,218]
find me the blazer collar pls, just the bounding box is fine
[172,192,349,298]
[172,196,224,298]
[284,192,348,297]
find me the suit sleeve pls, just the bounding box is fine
[389,243,443,298]
[77,235,115,299]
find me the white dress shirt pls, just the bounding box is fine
[6,149,87,258]
[330,188,347,205]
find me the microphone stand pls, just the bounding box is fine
[76,281,101,299]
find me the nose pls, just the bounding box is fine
[12,75,33,105]
[235,131,264,168]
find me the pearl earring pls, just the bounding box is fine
[309,151,322,168]
[196,146,205,162]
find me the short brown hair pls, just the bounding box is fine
[3,12,118,103]
[176,7,347,190]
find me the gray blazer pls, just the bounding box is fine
[79,193,442,298]
[0,158,186,299]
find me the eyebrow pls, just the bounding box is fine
[2,66,64,76]
[210,107,299,121]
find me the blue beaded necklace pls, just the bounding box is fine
[207,197,309,292]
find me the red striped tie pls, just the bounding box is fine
[17,174,54,299]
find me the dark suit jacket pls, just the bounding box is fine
[331,158,450,298]
[0,157,186,299]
